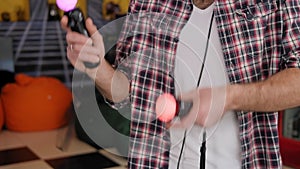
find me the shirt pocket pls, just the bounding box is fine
[233,0,278,58]
[235,0,278,21]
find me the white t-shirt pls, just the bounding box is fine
[169,4,241,169]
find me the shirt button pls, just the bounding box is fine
[173,37,179,43]
[163,135,169,140]
[186,4,193,11]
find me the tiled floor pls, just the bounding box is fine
[0,126,127,169]
[1,127,296,169]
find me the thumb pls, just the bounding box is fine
[85,18,98,36]
[60,15,71,32]
[85,18,105,58]
[176,89,197,102]
[169,101,199,129]
[170,90,200,129]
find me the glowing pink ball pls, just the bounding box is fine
[155,93,177,122]
[56,0,77,12]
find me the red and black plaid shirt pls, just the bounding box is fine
[114,0,300,168]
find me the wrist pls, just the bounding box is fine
[225,84,240,112]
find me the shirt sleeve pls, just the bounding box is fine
[101,14,134,110]
[281,0,300,69]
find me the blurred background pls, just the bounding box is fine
[0,0,299,169]
[0,0,129,87]
[0,1,131,169]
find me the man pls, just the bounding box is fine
[61,0,300,168]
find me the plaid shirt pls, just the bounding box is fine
[114,0,300,168]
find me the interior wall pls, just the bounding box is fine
[0,0,30,21]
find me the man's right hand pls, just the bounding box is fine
[61,16,130,103]
[60,16,105,77]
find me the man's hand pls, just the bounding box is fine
[169,87,227,128]
[61,16,105,77]
[169,68,300,129]
[60,16,130,103]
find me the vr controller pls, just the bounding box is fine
[156,93,192,122]
[64,8,100,68]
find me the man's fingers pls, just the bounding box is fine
[79,52,101,63]
[169,101,200,129]
[170,111,197,129]
[67,43,100,63]
[177,89,196,102]
[66,31,90,45]
[60,16,71,32]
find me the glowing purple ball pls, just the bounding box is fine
[56,0,77,12]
